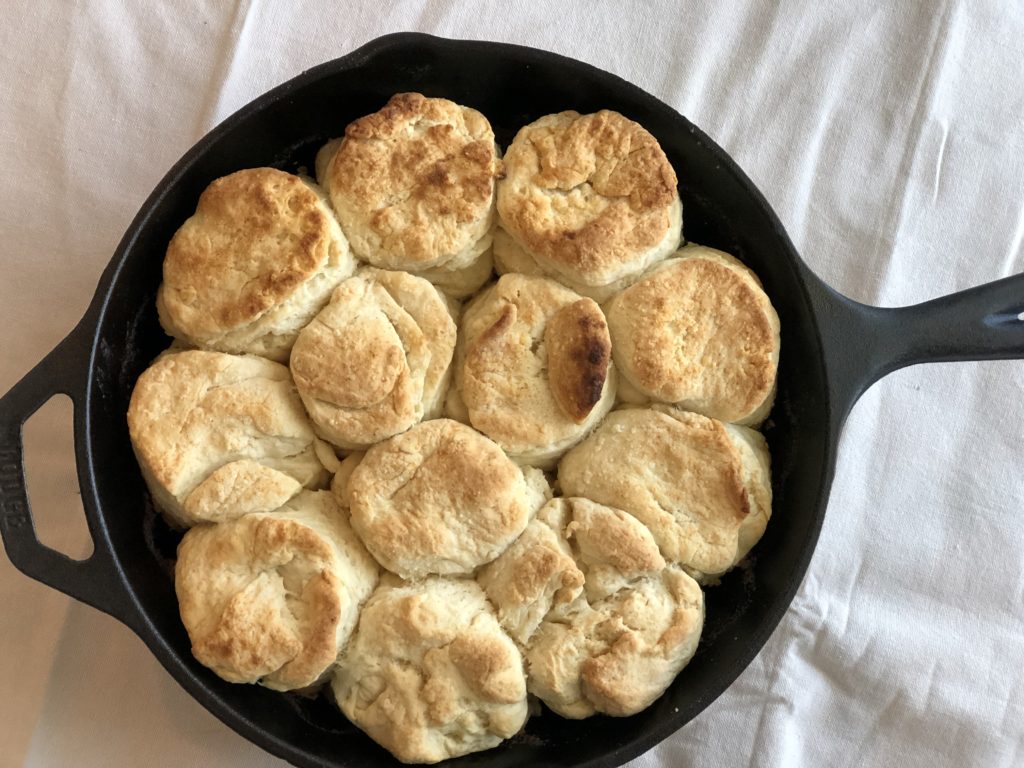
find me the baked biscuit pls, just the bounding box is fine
[558,406,771,579]
[493,225,645,303]
[175,490,379,691]
[317,93,499,297]
[332,575,528,764]
[346,419,549,578]
[525,498,704,718]
[157,168,355,361]
[605,245,780,425]
[290,269,457,450]
[447,274,616,468]
[496,110,682,295]
[477,499,585,645]
[127,350,330,528]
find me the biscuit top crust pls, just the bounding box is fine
[175,490,379,691]
[498,110,679,286]
[289,268,457,448]
[332,576,527,764]
[325,93,499,269]
[127,350,326,527]
[459,274,615,457]
[605,246,780,423]
[558,407,752,576]
[346,419,543,577]
[159,168,344,341]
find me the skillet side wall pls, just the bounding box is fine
[81,35,835,768]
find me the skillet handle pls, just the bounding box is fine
[808,271,1024,424]
[0,321,137,629]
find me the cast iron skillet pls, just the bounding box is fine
[1,33,1022,768]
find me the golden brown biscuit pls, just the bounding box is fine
[447,274,616,468]
[290,269,457,450]
[318,93,499,294]
[497,110,682,293]
[157,168,355,362]
[524,498,704,718]
[605,245,780,425]
[558,406,772,579]
[127,350,329,528]
[346,419,549,578]
[175,490,379,691]
[332,575,528,764]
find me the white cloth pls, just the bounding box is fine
[2,1,1022,766]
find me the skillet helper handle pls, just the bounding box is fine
[0,322,134,626]
[810,271,1024,423]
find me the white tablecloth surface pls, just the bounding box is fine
[2,2,1022,766]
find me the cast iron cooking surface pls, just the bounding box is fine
[84,34,832,768]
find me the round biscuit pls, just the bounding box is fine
[320,93,499,277]
[345,419,549,578]
[157,168,355,361]
[175,490,379,691]
[332,575,528,764]
[558,406,772,578]
[448,273,617,469]
[497,110,682,291]
[127,349,330,528]
[290,268,457,450]
[605,245,781,425]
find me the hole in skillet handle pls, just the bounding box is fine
[22,394,94,561]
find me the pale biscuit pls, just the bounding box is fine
[524,498,704,718]
[497,110,682,293]
[317,93,499,290]
[346,419,549,578]
[410,233,495,299]
[477,499,585,645]
[157,168,355,362]
[290,269,457,450]
[558,406,772,579]
[493,225,648,303]
[605,245,781,425]
[175,490,379,691]
[329,452,364,502]
[127,350,329,528]
[447,274,616,469]
[332,575,528,764]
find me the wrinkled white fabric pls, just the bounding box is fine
[1,1,1022,766]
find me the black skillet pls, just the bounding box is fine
[2,33,1022,768]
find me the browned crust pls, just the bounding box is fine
[558,408,753,574]
[608,254,779,420]
[346,419,530,576]
[328,93,499,266]
[545,299,611,423]
[177,511,344,688]
[497,110,678,283]
[160,168,332,338]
